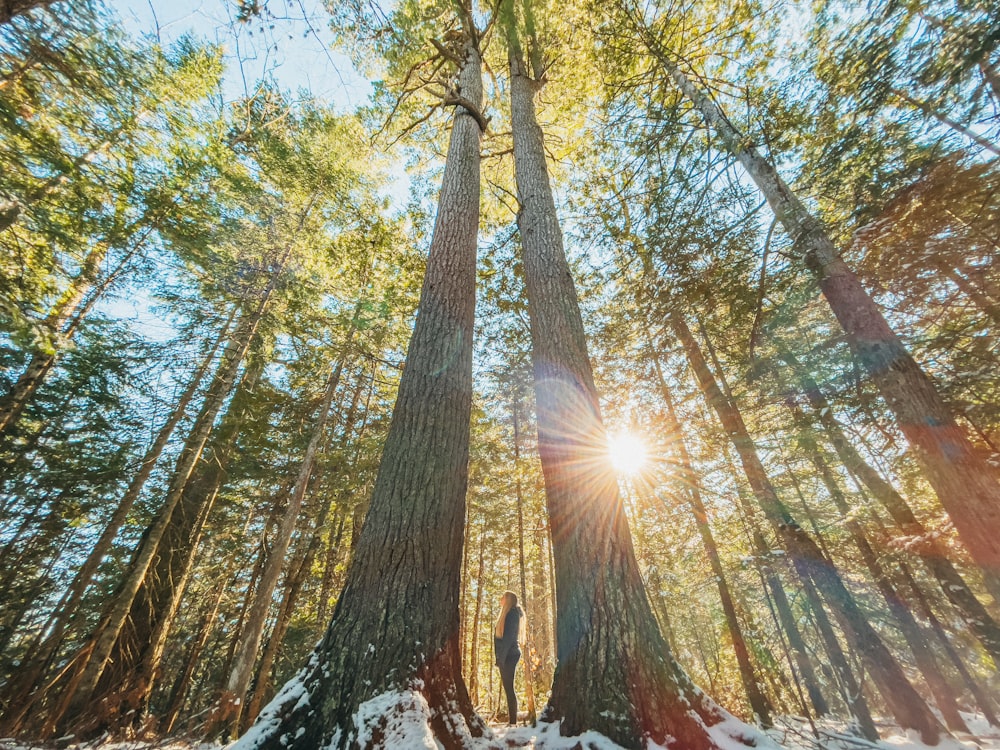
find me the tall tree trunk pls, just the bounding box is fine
[230,36,485,750]
[507,21,752,749]
[637,34,1000,579]
[651,355,772,725]
[240,464,348,731]
[0,226,151,440]
[668,310,943,743]
[161,574,230,735]
[63,346,269,737]
[900,561,1000,726]
[243,526,322,731]
[795,571,877,739]
[468,522,486,706]
[778,348,1000,664]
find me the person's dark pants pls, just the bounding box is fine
[498,649,520,725]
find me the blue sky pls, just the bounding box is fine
[114,0,371,108]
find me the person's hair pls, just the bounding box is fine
[495,590,526,644]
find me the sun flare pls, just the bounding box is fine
[607,431,649,476]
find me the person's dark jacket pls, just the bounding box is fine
[495,606,522,666]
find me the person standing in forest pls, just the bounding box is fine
[494,590,524,726]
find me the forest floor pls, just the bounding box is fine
[2,714,999,750]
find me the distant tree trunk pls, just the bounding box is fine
[468,523,486,706]
[668,310,943,743]
[33,264,283,738]
[0,218,157,442]
[32,307,235,657]
[70,347,270,736]
[243,533,315,731]
[512,396,537,724]
[508,23,748,749]
[900,561,1000,726]
[0,243,106,437]
[651,355,772,726]
[778,349,1000,664]
[230,36,485,750]
[641,41,1000,580]
[790,408,969,731]
[219,354,347,735]
[795,571,876,737]
[938,264,1000,329]
[161,575,230,734]
[757,542,829,719]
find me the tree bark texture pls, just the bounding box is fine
[231,41,484,750]
[510,44,752,750]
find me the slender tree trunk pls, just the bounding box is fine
[231,36,485,750]
[651,355,772,725]
[243,532,317,731]
[778,349,1000,664]
[469,523,486,706]
[512,396,537,724]
[105,350,271,725]
[638,37,1000,579]
[241,470,348,731]
[795,571,877,739]
[31,275,280,739]
[161,575,230,735]
[790,408,969,731]
[6,307,236,694]
[220,356,346,735]
[669,311,943,743]
[889,88,1000,157]
[901,561,1000,726]
[939,265,1000,329]
[508,22,750,749]
[0,228,151,440]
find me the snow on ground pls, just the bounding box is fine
[2,713,998,750]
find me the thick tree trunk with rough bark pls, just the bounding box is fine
[669,311,943,744]
[231,40,485,750]
[509,39,754,750]
[645,45,1000,579]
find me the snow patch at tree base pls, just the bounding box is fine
[352,690,441,749]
